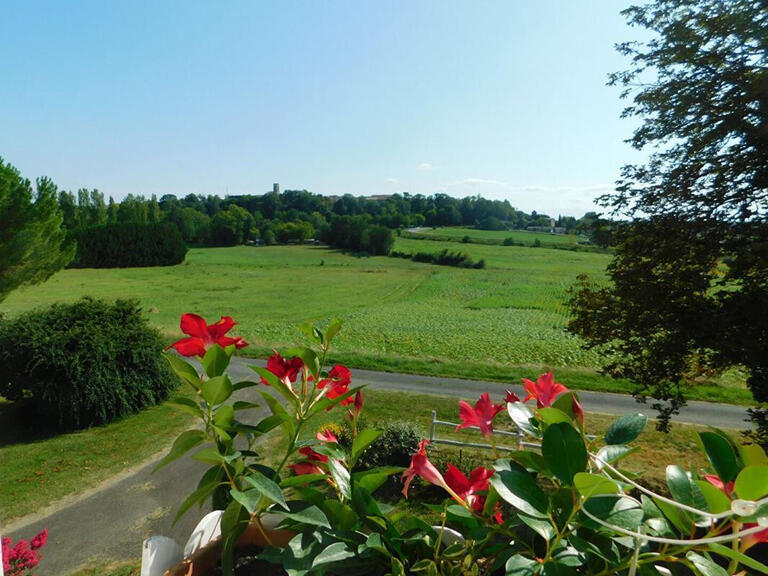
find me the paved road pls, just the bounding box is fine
[6,359,752,574]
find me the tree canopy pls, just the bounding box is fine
[0,159,74,302]
[569,0,768,437]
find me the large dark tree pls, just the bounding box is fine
[0,158,74,303]
[568,0,768,435]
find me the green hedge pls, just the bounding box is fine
[0,298,174,429]
[72,222,187,268]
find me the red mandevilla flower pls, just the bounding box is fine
[290,430,339,476]
[402,440,452,498]
[444,464,502,523]
[2,530,47,576]
[504,389,521,403]
[347,390,363,421]
[522,372,567,408]
[704,474,767,548]
[263,351,304,386]
[168,313,248,357]
[455,393,505,437]
[318,365,353,404]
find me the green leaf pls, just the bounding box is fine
[258,390,295,437]
[283,346,320,376]
[490,462,549,518]
[582,495,643,531]
[604,413,647,445]
[734,465,768,500]
[541,561,577,576]
[202,344,230,378]
[220,499,249,576]
[298,321,323,344]
[165,354,202,389]
[232,400,259,411]
[699,431,739,482]
[213,404,235,428]
[542,422,587,485]
[594,445,638,470]
[280,473,327,488]
[312,542,356,567]
[229,488,261,514]
[351,429,381,463]
[202,374,232,406]
[173,467,222,524]
[244,471,289,510]
[277,501,331,528]
[708,542,768,575]
[694,480,732,514]
[686,552,729,576]
[738,443,768,467]
[666,465,707,510]
[353,466,403,493]
[552,392,578,420]
[154,429,205,472]
[507,402,540,437]
[192,446,226,465]
[324,318,342,345]
[505,555,539,576]
[653,496,690,534]
[538,407,573,426]
[167,397,204,418]
[574,473,620,498]
[328,457,351,499]
[519,513,555,541]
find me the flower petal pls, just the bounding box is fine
[168,337,207,357]
[180,313,209,339]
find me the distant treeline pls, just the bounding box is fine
[57,189,612,261]
[71,223,187,268]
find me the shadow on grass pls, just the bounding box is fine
[0,398,64,448]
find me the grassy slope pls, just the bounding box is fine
[0,389,193,522]
[410,226,583,247]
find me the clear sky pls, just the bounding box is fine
[0,1,647,217]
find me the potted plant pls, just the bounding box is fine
[158,314,768,576]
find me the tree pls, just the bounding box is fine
[0,158,74,302]
[568,0,768,435]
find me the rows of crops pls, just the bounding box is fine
[1,241,611,370]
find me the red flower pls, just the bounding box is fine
[402,440,451,498]
[289,461,325,476]
[572,396,584,423]
[29,529,48,551]
[522,372,567,408]
[444,464,502,522]
[168,313,248,357]
[504,389,520,403]
[290,431,338,475]
[316,429,339,444]
[704,474,735,496]
[347,391,363,420]
[263,351,304,386]
[455,393,505,437]
[318,365,352,401]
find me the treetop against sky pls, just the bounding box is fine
[0,1,648,218]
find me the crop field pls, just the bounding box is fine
[408,226,584,247]
[1,241,610,370]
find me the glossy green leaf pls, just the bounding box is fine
[699,431,739,482]
[541,561,577,576]
[686,552,728,576]
[277,501,331,528]
[283,346,320,376]
[734,465,768,500]
[202,344,230,378]
[538,407,572,426]
[312,541,356,567]
[280,473,327,488]
[173,466,222,524]
[165,354,202,389]
[351,429,381,463]
[232,400,259,411]
[505,555,539,576]
[738,443,768,467]
[519,513,555,541]
[542,422,587,484]
[258,390,295,437]
[324,318,342,345]
[666,465,707,510]
[594,445,638,470]
[192,446,226,465]
[244,471,288,510]
[653,496,690,534]
[490,462,549,518]
[250,366,300,410]
[574,473,620,498]
[202,375,232,406]
[582,495,643,531]
[154,429,205,472]
[507,402,540,437]
[213,404,235,428]
[694,480,732,514]
[708,542,768,575]
[353,466,403,493]
[604,413,647,445]
[329,457,351,499]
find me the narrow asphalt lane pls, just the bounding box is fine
[6,358,752,574]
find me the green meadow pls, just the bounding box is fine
[0,240,751,403]
[406,226,585,248]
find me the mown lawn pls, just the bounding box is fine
[408,226,583,248]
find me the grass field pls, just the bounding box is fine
[406,226,587,248]
[0,242,751,403]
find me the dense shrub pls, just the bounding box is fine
[390,249,485,269]
[72,222,187,268]
[356,421,422,500]
[324,216,394,255]
[0,298,174,429]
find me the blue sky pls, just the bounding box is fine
[0,1,647,217]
